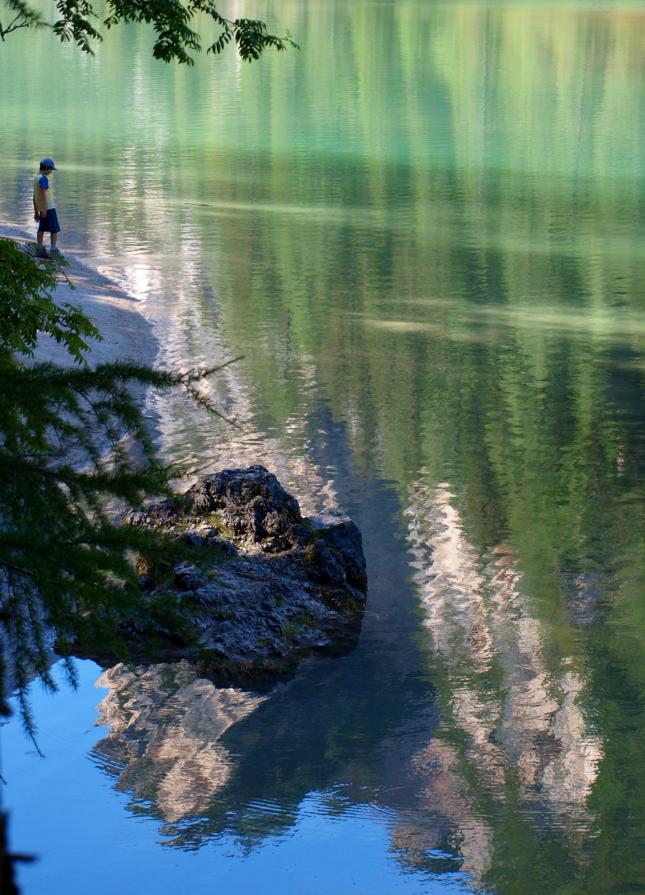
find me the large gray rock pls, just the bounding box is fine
[186,465,307,554]
[118,466,367,685]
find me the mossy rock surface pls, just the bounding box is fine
[88,465,368,685]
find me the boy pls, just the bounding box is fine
[33,157,61,258]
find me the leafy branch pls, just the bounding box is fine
[2,0,298,62]
[0,0,42,42]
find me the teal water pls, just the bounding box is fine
[1,2,644,893]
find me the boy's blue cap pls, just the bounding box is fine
[40,157,57,169]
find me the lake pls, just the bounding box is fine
[1,1,644,892]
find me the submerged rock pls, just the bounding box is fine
[114,465,367,685]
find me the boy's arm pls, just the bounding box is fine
[34,180,48,217]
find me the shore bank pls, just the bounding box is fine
[0,222,157,369]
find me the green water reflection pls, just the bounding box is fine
[1,1,644,893]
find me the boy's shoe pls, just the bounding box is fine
[35,244,50,259]
[49,246,63,258]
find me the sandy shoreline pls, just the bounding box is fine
[0,221,158,369]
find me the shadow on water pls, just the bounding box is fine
[84,390,645,894]
[86,385,645,893]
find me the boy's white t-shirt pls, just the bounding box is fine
[34,173,55,210]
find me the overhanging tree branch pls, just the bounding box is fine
[2,0,298,62]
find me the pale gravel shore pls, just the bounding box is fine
[0,222,158,369]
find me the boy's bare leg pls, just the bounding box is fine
[51,233,58,248]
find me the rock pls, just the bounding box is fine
[308,514,368,591]
[187,465,305,553]
[90,466,367,686]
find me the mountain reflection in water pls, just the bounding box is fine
[405,480,605,886]
[407,480,603,816]
[92,663,266,824]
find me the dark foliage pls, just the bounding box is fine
[0,238,234,736]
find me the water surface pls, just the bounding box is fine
[1,1,644,892]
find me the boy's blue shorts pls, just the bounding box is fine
[38,208,60,233]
